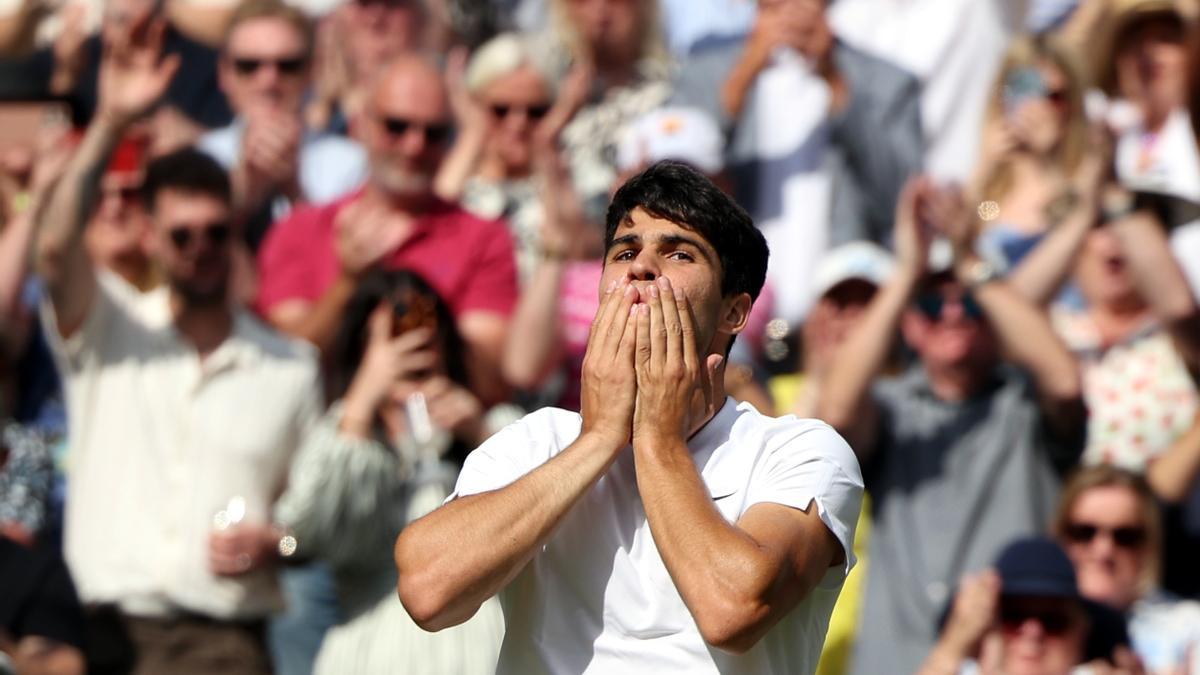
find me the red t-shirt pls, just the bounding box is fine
[256,190,518,319]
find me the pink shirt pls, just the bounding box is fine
[257,190,519,319]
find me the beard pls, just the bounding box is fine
[170,275,229,308]
[369,157,434,199]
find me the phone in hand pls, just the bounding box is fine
[1003,67,1047,116]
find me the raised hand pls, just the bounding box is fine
[579,279,639,447]
[632,277,723,445]
[444,46,489,134]
[340,302,438,437]
[893,177,936,280]
[334,198,411,279]
[97,11,180,126]
[420,375,485,445]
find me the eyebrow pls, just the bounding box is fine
[607,232,715,263]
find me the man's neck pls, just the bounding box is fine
[924,361,988,403]
[170,292,234,359]
[363,183,436,219]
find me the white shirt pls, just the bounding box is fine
[830,0,1029,181]
[451,399,864,675]
[41,272,321,619]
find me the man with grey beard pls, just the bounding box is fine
[256,54,518,404]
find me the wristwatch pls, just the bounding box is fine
[960,258,1002,290]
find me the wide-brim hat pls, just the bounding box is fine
[1093,0,1190,95]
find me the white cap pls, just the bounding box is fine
[811,242,896,298]
[616,106,725,175]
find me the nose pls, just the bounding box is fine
[400,126,428,157]
[627,251,660,283]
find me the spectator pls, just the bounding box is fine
[83,136,158,292]
[828,0,1029,182]
[818,178,1085,675]
[274,269,508,674]
[1052,466,1200,674]
[919,537,1135,675]
[32,17,320,672]
[673,0,923,324]
[303,0,427,132]
[198,0,367,253]
[436,31,588,282]
[971,35,1092,271]
[541,0,673,223]
[1008,191,1199,469]
[257,54,518,404]
[776,241,895,418]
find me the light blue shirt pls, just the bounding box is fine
[197,120,368,219]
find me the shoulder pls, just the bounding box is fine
[196,124,239,167]
[731,403,861,477]
[835,41,920,93]
[268,192,356,241]
[234,310,319,374]
[303,133,366,162]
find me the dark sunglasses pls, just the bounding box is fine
[231,56,307,77]
[915,291,984,321]
[490,103,552,120]
[1064,522,1147,549]
[999,604,1076,636]
[380,117,452,145]
[104,185,142,203]
[168,222,232,251]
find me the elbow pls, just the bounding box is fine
[394,532,466,632]
[694,603,767,655]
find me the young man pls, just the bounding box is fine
[395,161,864,674]
[34,15,318,673]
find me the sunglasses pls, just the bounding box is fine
[915,291,984,321]
[167,222,232,251]
[999,604,1076,636]
[380,117,452,145]
[1063,522,1147,549]
[231,56,307,77]
[490,103,552,120]
[103,184,142,203]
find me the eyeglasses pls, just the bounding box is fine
[380,117,452,145]
[1063,522,1147,549]
[167,222,232,251]
[914,291,984,321]
[999,604,1076,636]
[231,56,307,77]
[489,103,552,120]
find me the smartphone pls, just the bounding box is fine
[1003,67,1047,115]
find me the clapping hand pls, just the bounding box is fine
[334,198,411,279]
[97,10,180,127]
[579,279,639,447]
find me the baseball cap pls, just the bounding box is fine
[811,241,895,299]
[616,106,725,175]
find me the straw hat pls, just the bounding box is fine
[1093,0,1191,94]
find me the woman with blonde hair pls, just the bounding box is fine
[1052,465,1200,675]
[970,34,1094,270]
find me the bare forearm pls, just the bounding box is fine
[1007,205,1093,305]
[502,259,566,389]
[971,277,1080,401]
[395,431,622,630]
[1145,415,1200,503]
[0,211,35,320]
[720,46,769,121]
[283,275,356,352]
[817,271,914,433]
[634,436,780,650]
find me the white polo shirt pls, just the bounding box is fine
[42,271,321,619]
[451,399,864,675]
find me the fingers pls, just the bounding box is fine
[656,278,683,367]
[646,280,666,369]
[704,353,724,415]
[635,301,652,368]
[367,301,394,343]
[673,281,699,367]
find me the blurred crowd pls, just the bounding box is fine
[1,0,1199,673]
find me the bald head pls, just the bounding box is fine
[362,54,452,202]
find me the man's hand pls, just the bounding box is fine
[334,198,411,279]
[240,108,303,200]
[420,375,486,446]
[632,277,723,445]
[209,522,280,576]
[96,11,180,127]
[579,279,639,447]
[893,177,936,282]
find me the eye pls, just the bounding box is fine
[667,250,694,262]
[612,248,637,262]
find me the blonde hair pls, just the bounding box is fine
[980,35,1089,202]
[1052,465,1163,598]
[465,32,555,96]
[547,0,667,68]
[223,0,315,59]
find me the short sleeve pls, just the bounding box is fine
[38,271,123,373]
[449,409,567,500]
[256,206,323,315]
[456,219,519,317]
[745,424,865,577]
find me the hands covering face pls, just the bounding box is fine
[580,277,724,450]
